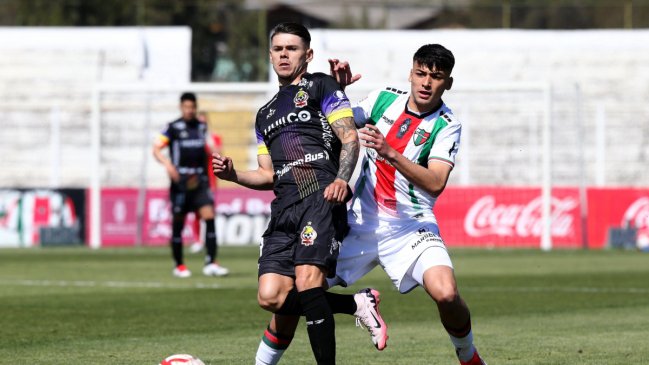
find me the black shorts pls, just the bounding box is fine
[258,192,349,279]
[170,175,214,215]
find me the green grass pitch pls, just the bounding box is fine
[1,246,648,364]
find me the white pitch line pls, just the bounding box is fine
[0,279,222,290]
[462,286,649,294]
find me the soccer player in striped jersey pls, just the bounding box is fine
[339,44,485,365]
[257,44,486,365]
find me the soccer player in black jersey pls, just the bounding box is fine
[213,23,387,364]
[153,92,228,278]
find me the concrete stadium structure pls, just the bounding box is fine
[1,28,648,190]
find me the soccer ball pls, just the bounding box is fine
[159,354,206,365]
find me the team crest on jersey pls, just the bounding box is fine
[179,130,189,139]
[294,89,309,108]
[301,222,317,246]
[412,128,431,146]
[396,118,412,139]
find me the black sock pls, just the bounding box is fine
[276,289,357,316]
[276,288,357,316]
[276,288,303,315]
[444,317,472,338]
[204,218,217,264]
[299,287,335,365]
[171,216,184,266]
[325,291,357,315]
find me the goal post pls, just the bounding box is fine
[443,82,554,251]
[88,81,554,250]
[348,82,554,250]
[541,83,553,251]
[88,82,274,249]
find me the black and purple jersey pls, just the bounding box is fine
[155,118,208,177]
[255,72,353,209]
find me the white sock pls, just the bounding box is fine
[449,330,475,362]
[255,338,286,365]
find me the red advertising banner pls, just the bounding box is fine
[0,189,84,247]
[587,188,649,249]
[141,189,199,246]
[96,186,649,249]
[213,188,272,246]
[435,187,582,248]
[100,188,138,246]
[100,188,273,246]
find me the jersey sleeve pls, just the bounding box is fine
[428,121,461,168]
[255,128,269,155]
[154,125,171,147]
[318,75,353,124]
[352,88,383,127]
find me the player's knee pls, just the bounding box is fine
[257,289,283,312]
[198,207,215,220]
[431,284,459,306]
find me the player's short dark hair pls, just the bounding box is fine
[413,44,455,73]
[180,92,196,103]
[270,22,311,47]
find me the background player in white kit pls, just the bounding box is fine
[257,44,486,365]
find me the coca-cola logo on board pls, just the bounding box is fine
[622,197,649,229]
[464,195,578,237]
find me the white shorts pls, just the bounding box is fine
[330,218,453,293]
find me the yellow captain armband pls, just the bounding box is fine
[326,108,353,124]
[154,134,169,148]
[257,144,269,155]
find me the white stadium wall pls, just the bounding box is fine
[1,28,649,247]
[1,28,648,189]
[0,27,191,188]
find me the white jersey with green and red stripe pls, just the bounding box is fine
[350,87,461,224]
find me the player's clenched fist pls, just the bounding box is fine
[212,152,235,181]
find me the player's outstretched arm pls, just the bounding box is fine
[325,116,359,203]
[359,124,451,197]
[212,153,274,190]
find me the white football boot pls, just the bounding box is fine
[354,288,388,350]
[202,263,229,277]
[173,264,191,278]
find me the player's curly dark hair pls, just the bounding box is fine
[270,22,311,47]
[414,44,455,73]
